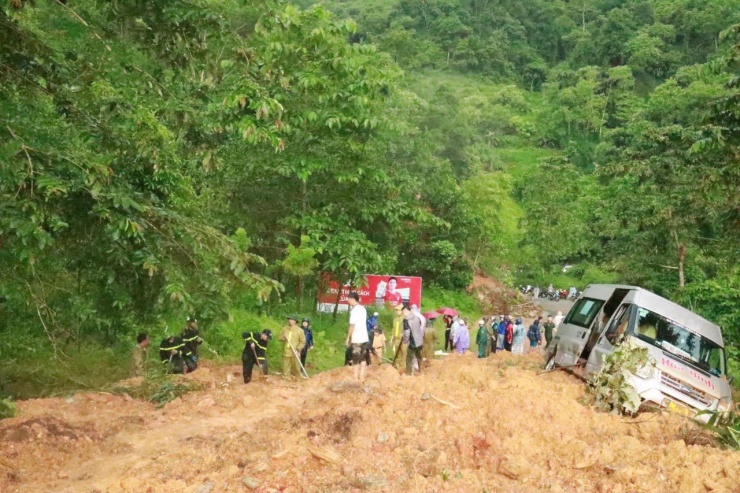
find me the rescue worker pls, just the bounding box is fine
[300,318,314,368]
[279,315,306,379]
[131,332,149,377]
[181,316,203,372]
[391,303,407,371]
[241,329,272,383]
[159,333,186,374]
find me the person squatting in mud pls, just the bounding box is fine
[182,316,203,372]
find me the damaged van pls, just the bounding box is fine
[544,284,734,421]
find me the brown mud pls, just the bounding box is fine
[1,353,737,493]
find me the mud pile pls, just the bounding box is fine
[1,352,738,493]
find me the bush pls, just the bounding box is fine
[587,339,652,415]
[694,408,740,450]
[0,398,16,420]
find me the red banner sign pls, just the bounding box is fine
[317,274,423,312]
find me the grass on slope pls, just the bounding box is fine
[0,287,484,399]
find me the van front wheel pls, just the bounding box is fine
[544,351,557,371]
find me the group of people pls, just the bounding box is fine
[130,317,204,377]
[343,293,436,383]
[243,315,315,383]
[445,313,565,360]
[130,300,568,385]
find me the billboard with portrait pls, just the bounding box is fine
[317,274,423,313]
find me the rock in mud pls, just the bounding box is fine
[193,481,214,493]
[242,477,260,489]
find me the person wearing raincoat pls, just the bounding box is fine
[512,318,525,355]
[476,321,488,358]
[454,319,470,354]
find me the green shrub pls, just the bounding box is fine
[697,409,740,450]
[587,339,652,415]
[0,398,16,419]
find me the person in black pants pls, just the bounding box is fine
[299,318,314,368]
[241,329,272,383]
[443,315,453,351]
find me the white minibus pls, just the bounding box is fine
[544,284,733,420]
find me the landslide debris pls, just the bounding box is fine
[1,353,738,493]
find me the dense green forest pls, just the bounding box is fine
[1,0,739,392]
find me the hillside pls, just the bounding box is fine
[2,353,738,493]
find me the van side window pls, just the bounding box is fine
[564,298,604,329]
[604,304,632,346]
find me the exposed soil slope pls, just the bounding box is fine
[1,353,737,493]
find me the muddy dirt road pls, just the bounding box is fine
[1,352,738,493]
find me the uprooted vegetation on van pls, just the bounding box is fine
[586,339,653,416]
[546,284,734,422]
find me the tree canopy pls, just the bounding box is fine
[1,0,738,374]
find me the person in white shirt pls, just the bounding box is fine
[553,310,564,330]
[345,292,369,383]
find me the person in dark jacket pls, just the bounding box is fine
[527,318,542,352]
[241,329,272,383]
[443,315,453,351]
[300,318,314,368]
[543,315,556,348]
[159,334,186,374]
[402,304,424,375]
[504,317,514,352]
[182,317,203,372]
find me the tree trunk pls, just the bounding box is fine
[668,216,686,289]
[332,277,342,321]
[297,275,303,311]
[582,2,587,31]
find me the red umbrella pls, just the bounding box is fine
[423,310,442,319]
[437,307,459,317]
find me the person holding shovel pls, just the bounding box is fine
[280,315,306,379]
[241,329,272,383]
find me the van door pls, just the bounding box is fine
[585,303,638,374]
[556,297,605,366]
[578,288,632,361]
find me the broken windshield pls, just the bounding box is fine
[634,308,726,377]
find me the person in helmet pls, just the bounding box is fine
[300,318,314,368]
